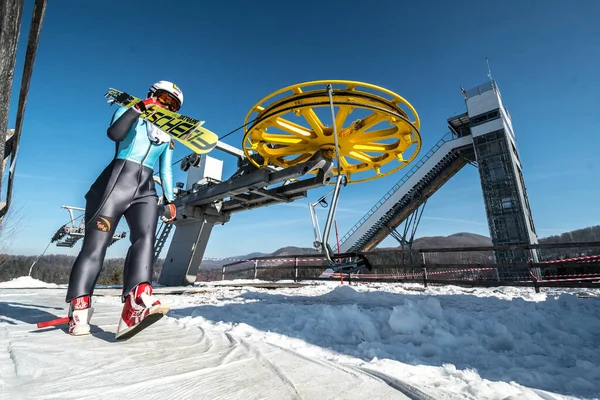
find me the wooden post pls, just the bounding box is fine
[421,252,428,288]
[294,257,298,283]
[529,259,540,294]
[0,0,24,197]
[253,260,258,280]
[221,265,225,281]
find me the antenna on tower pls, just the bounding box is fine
[486,57,494,84]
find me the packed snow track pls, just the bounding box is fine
[1,277,599,399]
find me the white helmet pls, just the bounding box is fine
[148,80,184,110]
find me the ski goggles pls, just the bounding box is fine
[155,91,181,112]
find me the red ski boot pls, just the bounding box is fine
[115,283,169,340]
[69,295,93,336]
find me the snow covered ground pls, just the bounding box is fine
[0,276,59,288]
[1,277,599,399]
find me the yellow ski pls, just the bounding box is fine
[104,88,218,154]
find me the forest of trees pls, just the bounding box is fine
[537,225,600,259]
[1,226,599,284]
[0,253,164,285]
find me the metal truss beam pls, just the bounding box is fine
[176,150,333,212]
[386,199,427,249]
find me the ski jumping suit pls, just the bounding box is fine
[66,105,174,303]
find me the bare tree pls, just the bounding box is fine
[0,203,25,268]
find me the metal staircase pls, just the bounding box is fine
[154,222,174,263]
[339,132,475,252]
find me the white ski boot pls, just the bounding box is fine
[69,295,93,336]
[115,283,169,340]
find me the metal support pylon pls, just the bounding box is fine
[313,84,345,265]
[386,199,427,249]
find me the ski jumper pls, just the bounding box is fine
[66,106,174,303]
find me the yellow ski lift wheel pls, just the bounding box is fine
[242,80,421,184]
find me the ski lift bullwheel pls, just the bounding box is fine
[242,80,422,184]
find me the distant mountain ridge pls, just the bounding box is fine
[410,232,492,249]
[199,233,491,269]
[201,226,600,269]
[200,246,319,268]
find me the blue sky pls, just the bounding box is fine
[3,0,600,259]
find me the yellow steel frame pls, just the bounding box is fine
[242,80,421,184]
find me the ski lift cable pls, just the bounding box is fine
[26,212,85,275]
[153,114,266,177]
[29,211,132,276]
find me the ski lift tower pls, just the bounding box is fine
[156,80,422,286]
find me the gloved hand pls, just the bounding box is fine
[134,97,162,113]
[161,202,176,223]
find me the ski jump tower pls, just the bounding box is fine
[338,80,539,277]
[464,81,539,267]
